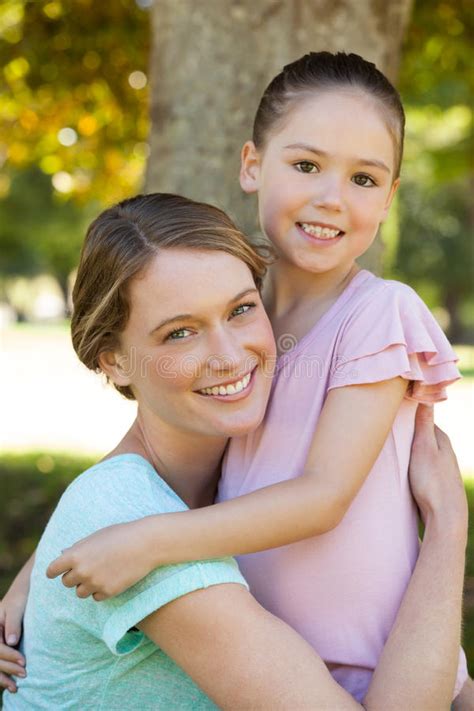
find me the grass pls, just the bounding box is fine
[0,451,472,677]
[463,480,474,673]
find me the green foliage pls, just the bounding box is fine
[385,0,474,341]
[0,451,95,593]
[0,0,150,205]
[464,479,474,672]
[0,168,93,291]
[399,0,473,108]
[0,0,150,294]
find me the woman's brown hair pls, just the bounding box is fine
[71,193,271,399]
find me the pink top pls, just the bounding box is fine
[218,270,467,701]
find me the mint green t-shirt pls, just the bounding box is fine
[4,454,248,710]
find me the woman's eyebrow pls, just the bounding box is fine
[149,313,194,335]
[283,143,390,173]
[149,288,259,335]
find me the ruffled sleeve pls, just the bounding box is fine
[328,280,460,403]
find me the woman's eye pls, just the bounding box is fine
[231,302,256,318]
[352,173,376,187]
[166,328,193,341]
[295,161,318,174]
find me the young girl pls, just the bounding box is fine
[9,53,472,702]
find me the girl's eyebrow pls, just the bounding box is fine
[283,143,390,173]
[149,288,259,335]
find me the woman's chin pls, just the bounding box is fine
[212,405,267,438]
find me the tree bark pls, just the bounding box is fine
[146,0,413,271]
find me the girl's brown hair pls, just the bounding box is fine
[253,51,406,179]
[71,193,271,399]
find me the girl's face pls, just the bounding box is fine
[102,248,276,439]
[240,91,399,275]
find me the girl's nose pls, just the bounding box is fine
[313,176,344,212]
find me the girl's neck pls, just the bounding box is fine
[107,410,227,509]
[265,259,360,320]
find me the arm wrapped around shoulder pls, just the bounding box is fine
[329,281,460,403]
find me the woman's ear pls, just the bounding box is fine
[239,141,261,194]
[380,177,400,222]
[98,349,133,387]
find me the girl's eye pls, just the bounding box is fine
[231,302,256,318]
[166,327,193,341]
[352,173,376,187]
[295,161,319,174]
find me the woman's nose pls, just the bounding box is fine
[205,327,245,375]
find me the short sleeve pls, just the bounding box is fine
[37,456,248,657]
[328,281,460,403]
[102,557,247,656]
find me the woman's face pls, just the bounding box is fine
[110,248,276,438]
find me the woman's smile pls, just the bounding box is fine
[196,366,256,399]
[115,248,276,438]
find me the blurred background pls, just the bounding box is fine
[0,0,473,674]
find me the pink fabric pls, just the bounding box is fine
[218,270,467,701]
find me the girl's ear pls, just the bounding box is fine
[240,141,261,194]
[98,349,132,387]
[381,177,400,222]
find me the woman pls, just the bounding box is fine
[0,193,468,709]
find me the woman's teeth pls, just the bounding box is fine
[300,223,341,239]
[200,372,252,397]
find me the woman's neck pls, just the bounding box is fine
[108,412,228,510]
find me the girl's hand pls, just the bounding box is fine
[46,518,158,601]
[0,593,27,693]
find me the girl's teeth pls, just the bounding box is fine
[300,223,340,239]
[201,372,251,397]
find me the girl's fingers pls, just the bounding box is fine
[0,658,26,677]
[92,591,107,602]
[0,671,17,693]
[61,570,81,589]
[75,584,93,600]
[46,552,71,579]
[0,642,25,665]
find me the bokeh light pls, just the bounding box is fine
[52,170,74,192]
[57,127,78,146]
[128,70,147,90]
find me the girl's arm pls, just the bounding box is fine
[0,552,34,692]
[96,407,471,709]
[47,377,407,598]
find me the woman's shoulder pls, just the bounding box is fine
[62,453,154,500]
[47,454,186,540]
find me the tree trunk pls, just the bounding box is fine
[146,0,413,272]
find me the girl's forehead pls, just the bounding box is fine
[268,90,395,166]
[283,90,389,134]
